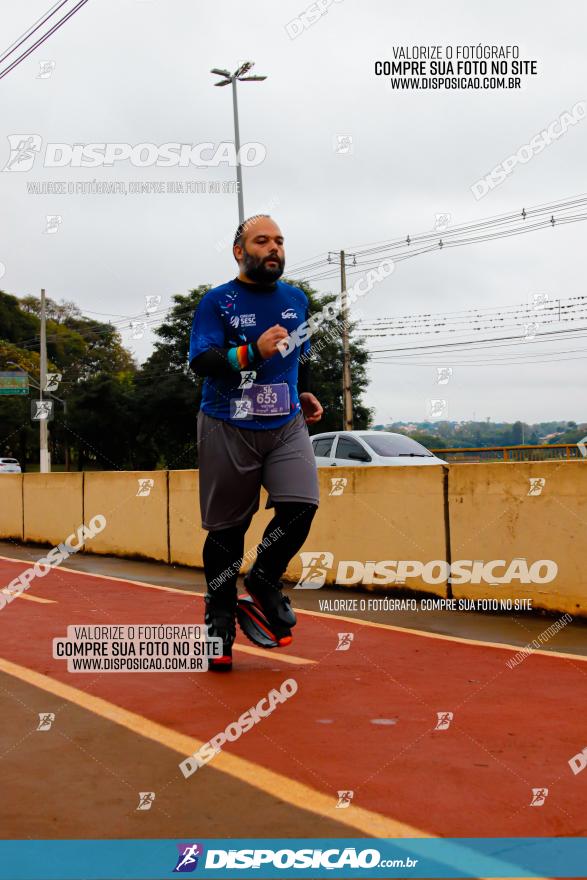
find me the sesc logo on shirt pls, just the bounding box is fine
[230,313,256,328]
[190,277,310,429]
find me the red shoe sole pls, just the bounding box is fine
[237,595,293,649]
[208,656,232,672]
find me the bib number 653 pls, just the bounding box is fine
[257,389,277,405]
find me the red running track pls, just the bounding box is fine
[0,555,585,838]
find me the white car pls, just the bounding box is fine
[310,431,446,467]
[0,457,21,474]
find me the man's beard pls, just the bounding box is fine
[242,247,284,283]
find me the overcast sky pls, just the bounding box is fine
[1,0,586,424]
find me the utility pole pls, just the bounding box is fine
[328,251,356,431]
[39,288,50,473]
[340,251,353,431]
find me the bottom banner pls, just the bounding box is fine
[0,837,586,879]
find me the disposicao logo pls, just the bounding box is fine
[173,843,204,872]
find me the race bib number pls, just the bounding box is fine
[241,382,290,416]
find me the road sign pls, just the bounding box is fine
[0,371,29,395]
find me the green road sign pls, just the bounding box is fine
[0,371,29,395]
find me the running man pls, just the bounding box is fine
[189,215,323,671]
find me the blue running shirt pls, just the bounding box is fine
[189,277,310,430]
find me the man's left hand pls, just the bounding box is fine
[299,392,323,424]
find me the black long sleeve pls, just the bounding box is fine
[190,348,235,379]
[298,359,311,394]
[190,345,263,379]
[191,345,311,392]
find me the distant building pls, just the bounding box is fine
[539,432,565,443]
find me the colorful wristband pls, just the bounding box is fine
[227,343,256,372]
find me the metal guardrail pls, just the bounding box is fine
[430,443,585,463]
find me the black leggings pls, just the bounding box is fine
[203,502,317,602]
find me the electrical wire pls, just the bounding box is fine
[9,196,587,353]
[367,326,587,358]
[323,194,587,267]
[0,0,71,66]
[0,0,90,82]
[289,197,587,281]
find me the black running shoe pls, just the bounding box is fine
[236,595,280,648]
[204,596,236,672]
[242,566,296,647]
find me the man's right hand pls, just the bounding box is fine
[256,324,289,359]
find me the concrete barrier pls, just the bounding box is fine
[168,469,283,571]
[168,470,204,567]
[0,474,23,542]
[169,465,448,593]
[448,461,587,615]
[84,471,169,562]
[284,465,448,594]
[23,473,83,546]
[1,460,586,616]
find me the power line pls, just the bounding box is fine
[288,195,587,281]
[350,195,587,258]
[357,302,587,339]
[14,325,587,387]
[9,195,587,354]
[368,325,587,358]
[374,352,587,368]
[294,193,587,270]
[10,298,180,350]
[299,209,587,281]
[0,0,90,82]
[358,294,586,327]
[0,0,71,66]
[359,314,587,340]
[48,339,587,387]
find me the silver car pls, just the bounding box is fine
[310,431,446,467]
[0,457,21,474]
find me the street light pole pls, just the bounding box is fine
[211,61,267,227]
[231,77,245,225]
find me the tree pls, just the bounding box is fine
[133,287,209,469]
[0,292,55,467]
[0,291,39,346]
[66,373,138,470]
[1,279,374,469]
[552,423,587,445]
[409,432,447,450]
[284,277,372,432]
[511,421,524,445]
[20,295,82,323]
[0,290,137,469]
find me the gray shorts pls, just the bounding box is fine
[196,410,320,531]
